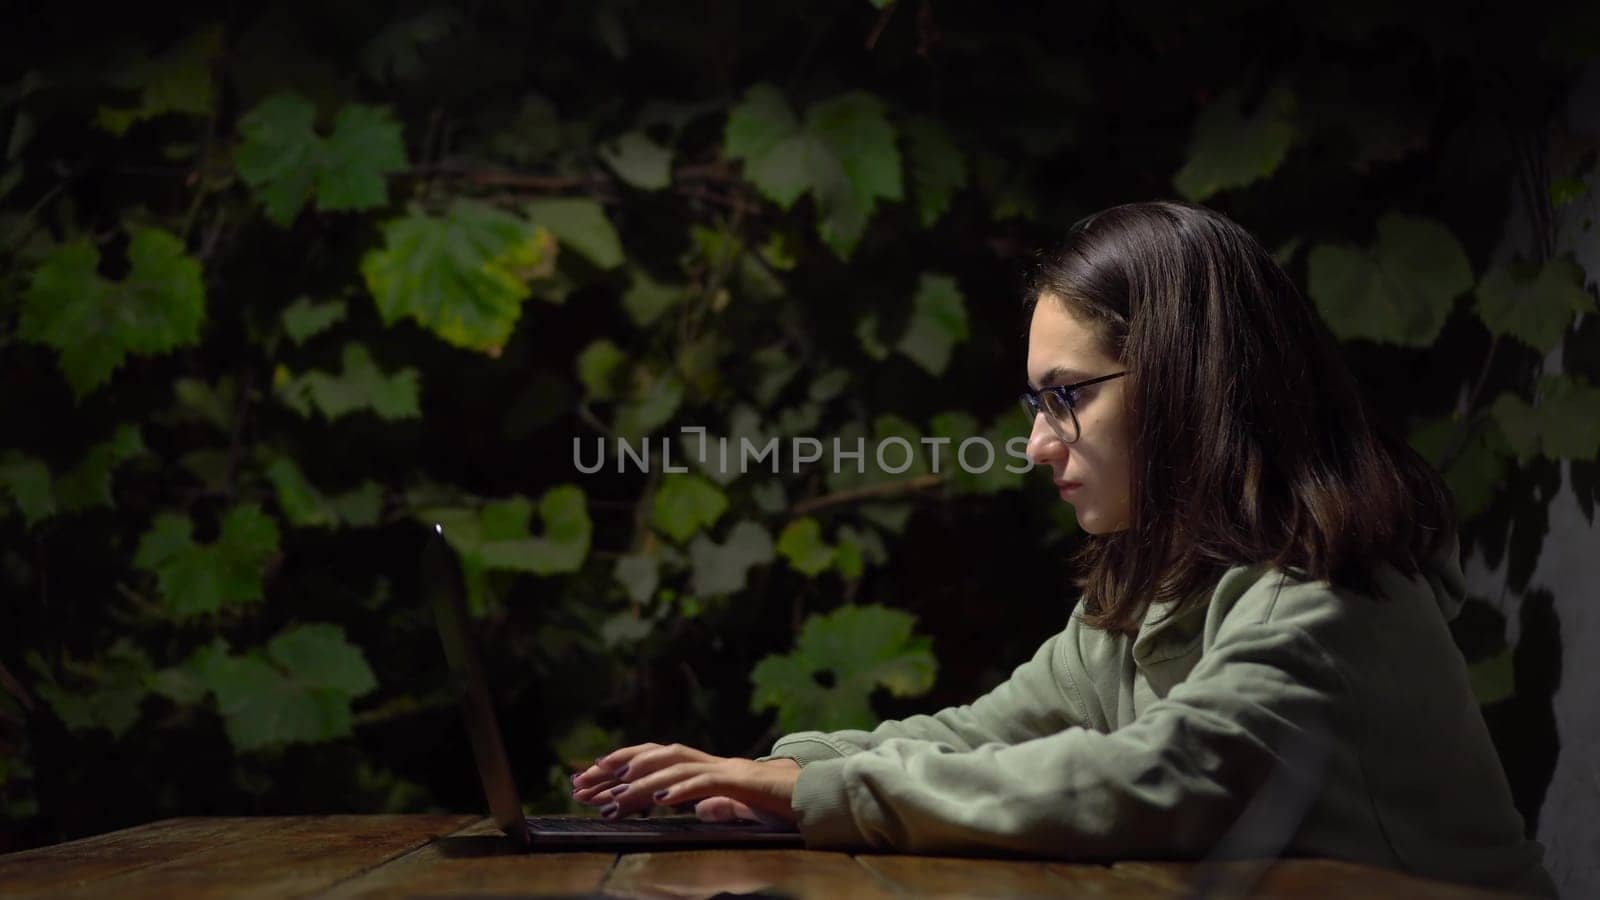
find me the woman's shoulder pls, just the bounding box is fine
[1199,538,1466,656]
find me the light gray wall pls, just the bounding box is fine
[1462,61,1600,900]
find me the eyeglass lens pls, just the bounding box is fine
[1020,391,1079,444]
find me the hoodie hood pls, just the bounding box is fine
[1420,529,1467,624]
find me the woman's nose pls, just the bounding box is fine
[1025,412,1066,465]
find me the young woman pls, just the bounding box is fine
[569,201,1556,897]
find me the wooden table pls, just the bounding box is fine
[0,815,1528,898]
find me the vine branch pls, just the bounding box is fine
[787,473,944,517]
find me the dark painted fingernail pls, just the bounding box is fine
[612,764,629,780]
[653,789,669,800]
[600,802,618,817]
[570,773,580,784]
[609,784,628,796]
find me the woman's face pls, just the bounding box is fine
[1024,295,1133,533]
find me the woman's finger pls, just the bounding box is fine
[601,760,709,817]
[652,765,797,826]
[571,776,621,805]
[694,796,764,823]
[580,742,662,786]
[694,796,740,821]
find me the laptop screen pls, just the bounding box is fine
[423,524,529,844]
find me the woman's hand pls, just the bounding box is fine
[569,742,801,825]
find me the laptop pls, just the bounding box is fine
[423,523,807,849]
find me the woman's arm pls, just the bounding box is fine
[757,624,1098,767]
[784,617,1344,858]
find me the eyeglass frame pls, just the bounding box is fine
[1019,371,1128,444]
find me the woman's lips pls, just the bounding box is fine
[1055,481,1083,498]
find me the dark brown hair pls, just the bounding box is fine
[1024,200,1457,635]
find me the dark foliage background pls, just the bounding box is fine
[3,0,1598,853]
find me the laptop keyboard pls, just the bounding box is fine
[525,815,771,833]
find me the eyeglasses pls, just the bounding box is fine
[1019,371,1127,444]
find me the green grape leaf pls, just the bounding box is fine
[1550,175,1588,209]
[614,553,659,604]
[600,131,673,190]
[201,653,340,752]
[856,313,890,360]
[234,92,408,225]
[267,623,379,697]
[1489,375,1600,463]
[177,449,231,493]
[94,26,221,136]
[808,369,851,403]
[179,625,377,751]
[776,517,835,576]
[0,454,55,528]
[622,268,684,327]
[282,296,348,344]
[860,502,913,534]
[477,486,593,574]
[0,426,146,527]
[1307,212,1473,347]
[723,84,901,259]
[264,456,337,527]
[576,339,626,400]
[19,228,206,398]
[1408,414,1513,521]
[806,92,903,257]
[935,411,1028,495]
[361,200,558,353]
[613,373,684,444]
[1174,85,1296,202]
[749,604,936,733]
[825,415,930,494]
[1467,647,1515,705]
[1535,376,1600,459]
[31,639,151,738]
[275,343,420,421]
[689,520,775,597]
[488,93,563,166]
[833,539,863,580]
[319,104,409,211]
[328,481,384,527]
[751,480,787,513]
[360,9,464,84]
[903,115,966,228]
[1489,395,1542,462]
[1474,256,1596,352]
[895,273,969,376]
[724,83,810,207]
[54,424,146,512]
[419,485,593,612]
[133,504,281,618]
[526,197,624,269]
[835,524,887,573]
[601,611,653,648]
[172,376,236,431]
[653,473,728,543]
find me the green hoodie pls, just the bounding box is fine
[759,532,1557,898]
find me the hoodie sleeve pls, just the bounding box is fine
[757,626,1094,768]
[785,616,1348,859]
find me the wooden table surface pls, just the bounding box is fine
[0,814,1528,899]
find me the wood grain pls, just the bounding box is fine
[315,816,616,898]
[0,817,299,896]
[26,814,476,900]
[602,848,898,899]
[0,816,1542,899]
[863,853,1179,898]
[1109,858,1529,899]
